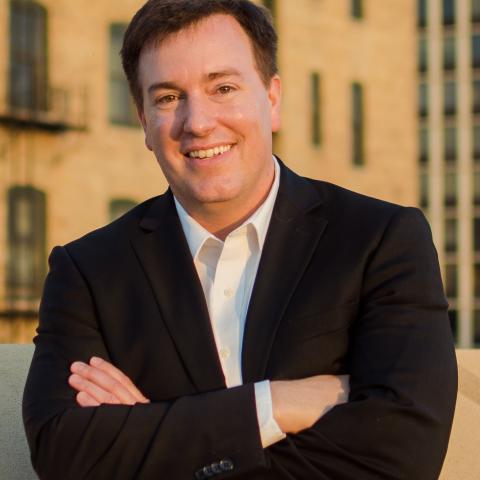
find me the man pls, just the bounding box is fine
[23,1,457,479]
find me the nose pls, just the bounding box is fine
[182,95,216,137]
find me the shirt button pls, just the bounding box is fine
[224,288,234,298]
[220,347,231,360]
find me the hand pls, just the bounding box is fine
[270,374,349,434]
[68,357,150,407]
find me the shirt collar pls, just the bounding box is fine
[174,156,281,259]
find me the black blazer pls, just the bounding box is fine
[23,161,457,480]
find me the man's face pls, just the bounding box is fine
[138,14,281,214]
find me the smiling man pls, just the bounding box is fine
[23,1,457,479]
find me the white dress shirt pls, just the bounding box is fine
[174,156,286,448]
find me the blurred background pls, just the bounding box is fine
[0,0,477,348]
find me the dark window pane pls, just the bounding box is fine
[109,23,138,126]
[263,0,276,21]
[445,218,457,252]
[419,128,428,163]
[473,35,480,68]
[445,127,457,161]
[351,0,363,19]
[445,171,457,206]
[475,310,480,346]
[448,310,458,343]
[443,0,455,25]
[444,37,456,70]
[475,264,480,297]
[418,0,427,27]
[474,0,480,22]
[311,72,321,146]
[420,171,429,208]
[474,218,480,251]
[474,80,480,113]
[475,171,480,203]
[352,83,365,166]
[109,198,136,221]
[419,83,428,117]
[446,264,457,297]
[444,81,456,116]
[474,126,480,159]
[9,0,48,111]
[419,37,428,72]
[7,186,47,301]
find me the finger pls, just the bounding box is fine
[76,391,101,407]
[90,357,150,403]
[69,373,125,405]
[70,363,138,405]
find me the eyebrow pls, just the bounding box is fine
[147,69,243,95]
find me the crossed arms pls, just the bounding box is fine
[23,207,457,479]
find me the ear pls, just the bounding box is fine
[137,106,153,152]
[268,75,282,133]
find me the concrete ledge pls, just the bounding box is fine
[1,346,478,479]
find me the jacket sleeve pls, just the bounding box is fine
[22,245,267,480]
[262,207,458,480]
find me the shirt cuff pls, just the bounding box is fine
[254,380,287,448]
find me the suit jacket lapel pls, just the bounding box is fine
[131,192,226,392]
[242,163,328,383]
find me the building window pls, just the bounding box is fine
[420,171,429,208]
[448,309,458,343]
[418,0,427,27]
[6,186,47,301]
[474,0,480,22]
[419,37,428,73]
[445,171,457,206]
[109,198,136,221]
[474,171,480,203]
[445,127,457,162]
[263,0,276,21]
[419,128,428,163]
[311,72,321,147]
[9,0,48,111]
[445,218,457,253]
[446,264,457,297]
[474,126,480,159]
[474,80,480,113]
[109,23,138,127]
[351,82,365,166]
[475,264,480,297]
[443,0,455,25]
[474,218,480,251]
[351,0,363,19]
[419,83,428,117]
[444,82,456,116]
[444,36,456,70]
[473,35,480,68]
[475,311,480,346]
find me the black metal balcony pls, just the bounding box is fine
[0,85,88,132]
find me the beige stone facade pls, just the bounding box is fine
[0,0,417,342]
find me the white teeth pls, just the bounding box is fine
[187,144,232,159]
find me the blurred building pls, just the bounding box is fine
[0,0,417,342]
[418,0,480,347]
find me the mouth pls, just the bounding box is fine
[184,144,234,159]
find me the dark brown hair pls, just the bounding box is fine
[121,0,278,109]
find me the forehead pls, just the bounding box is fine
[138,14,259,85]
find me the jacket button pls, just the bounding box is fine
[211,462,222,474]
[220,458,234,472]
[203,465,214,477]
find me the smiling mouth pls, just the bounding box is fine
[186,144,233,159]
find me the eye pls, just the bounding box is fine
[156,94,178,105]
[217,85,235,95]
